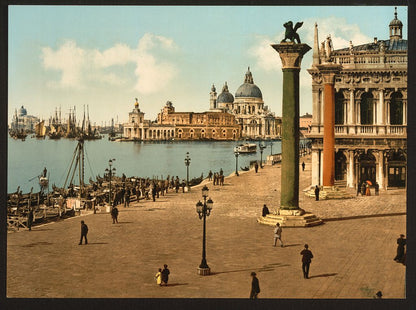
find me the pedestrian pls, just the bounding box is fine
[27,208,34,231]
[374,182,379,196]
[111,206,119,224]
[365,182,371,196]
[124,188,130,207]
[356,184,361,196]
[152,185,157,202]
[302,161,305,171]
[394,234,406,264]
[155,268,162,286]
[300,244,313,279]
[273,223,283,247]
[220,174,224,186]
[219,168,223,176]
[262,204,270,217]
[255,162,259,173]
[249,272,260,299]
[182,180,186,193]
[373,291,383,299]
[161,264,170,286]
[208,170,213,181]
[79,220,88,245]
[314,185,320,201]
[361,182,366,196]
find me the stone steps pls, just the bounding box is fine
[257,212,323,227]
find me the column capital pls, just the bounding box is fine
[316,63,342,84]
[271,43,311,69]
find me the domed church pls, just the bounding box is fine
[210,67,281,139]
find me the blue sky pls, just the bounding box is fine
[8,5,407,125]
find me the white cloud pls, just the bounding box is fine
[41,34,178,94]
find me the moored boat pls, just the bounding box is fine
[236,143,257,153]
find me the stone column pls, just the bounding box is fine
[316,64,342,187]
[348,89,356,134]
[378,89,385,134]
[311,149,320,186]
[271,43,311,211]
[347,150,354,188]
[378,151,384,189]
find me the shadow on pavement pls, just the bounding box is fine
[21,241,53,247]
[282,243,302,248]
[212,263,290,275]
[309,273,337,279]
[166,283,188,287]
[117,221,133,224]
[323,212,406,222]
[85,242,109,245]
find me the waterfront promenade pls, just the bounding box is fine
[7,156,406,298]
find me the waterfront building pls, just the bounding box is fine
[300,113,312,136]
[210,68,282,139]
[123,99,241,140]
[10,106,39,132]
[307,8,407,189]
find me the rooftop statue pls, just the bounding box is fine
[281,21,303,44]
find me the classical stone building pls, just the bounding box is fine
[210,68,281,139]
[123,99,240,141]
[10,106,39,132]
[307,8,407,189]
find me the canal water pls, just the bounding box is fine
[8,136,282,193]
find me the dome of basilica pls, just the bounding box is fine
[235,68,263,99]
[217,82,234,103]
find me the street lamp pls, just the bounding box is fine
[269,141,273,156]
[105,158,116,205]
[233,147,239,176]
[184,152,191,191]
[196,185,213,276]
[259,142,266,168]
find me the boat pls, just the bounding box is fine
[34,120,47,138]
[240,166,250,171]
[236,143,257,153]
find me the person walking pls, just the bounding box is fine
[302,161,305,171]
[111,206,119,224]
[155,268,162,286]
[161,264,170,286]
[273,223,283,247]
[314,185,320,201]
[27,208,34,231]
[255,162,259,173]
[300,244,313,279]
[394,234,406,263]
[365,183,371,196]
[124,188,130,207]
[374,182,379,196]
[208,170,213,181]
[262,204,270,217]
[361,182,366,196]
[79,220,88,245]
[249,272,260,299]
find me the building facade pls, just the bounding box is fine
[10,106,39,132]
[307,8,407,189]
[123,99,240,141]
[210,68,281,139]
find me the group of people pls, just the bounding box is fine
[357,181,379,196]
[154,264,170,286]
[250,243,314,299]
[208,169,224,186]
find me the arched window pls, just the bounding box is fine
[360,93,373,125]
[390,92,403,125]
[335,93,344,124]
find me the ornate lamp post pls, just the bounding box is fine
[259,142,266,168]
[233,147,239,176]
[105,159,116,205]
[196,185,213,275]
[184,152,191,191]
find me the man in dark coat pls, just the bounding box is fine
[314,185,320,201]
[249,272,260,299]
[111,206,119,224]
[302,161,305,171]
[394,234,406,263]
[300,244,313,279]
[161,264,170,286]
[79,220,88,245]
[262,204,270,217]
[255,162,259,173]
[374,182,380,196]
[27,208,34,231]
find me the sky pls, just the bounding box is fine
[8,5,408,125]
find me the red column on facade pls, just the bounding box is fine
[317,64,342,187]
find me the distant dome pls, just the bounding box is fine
[18,106,27,117]
[217,82,234,103]
[235,68,262,99]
